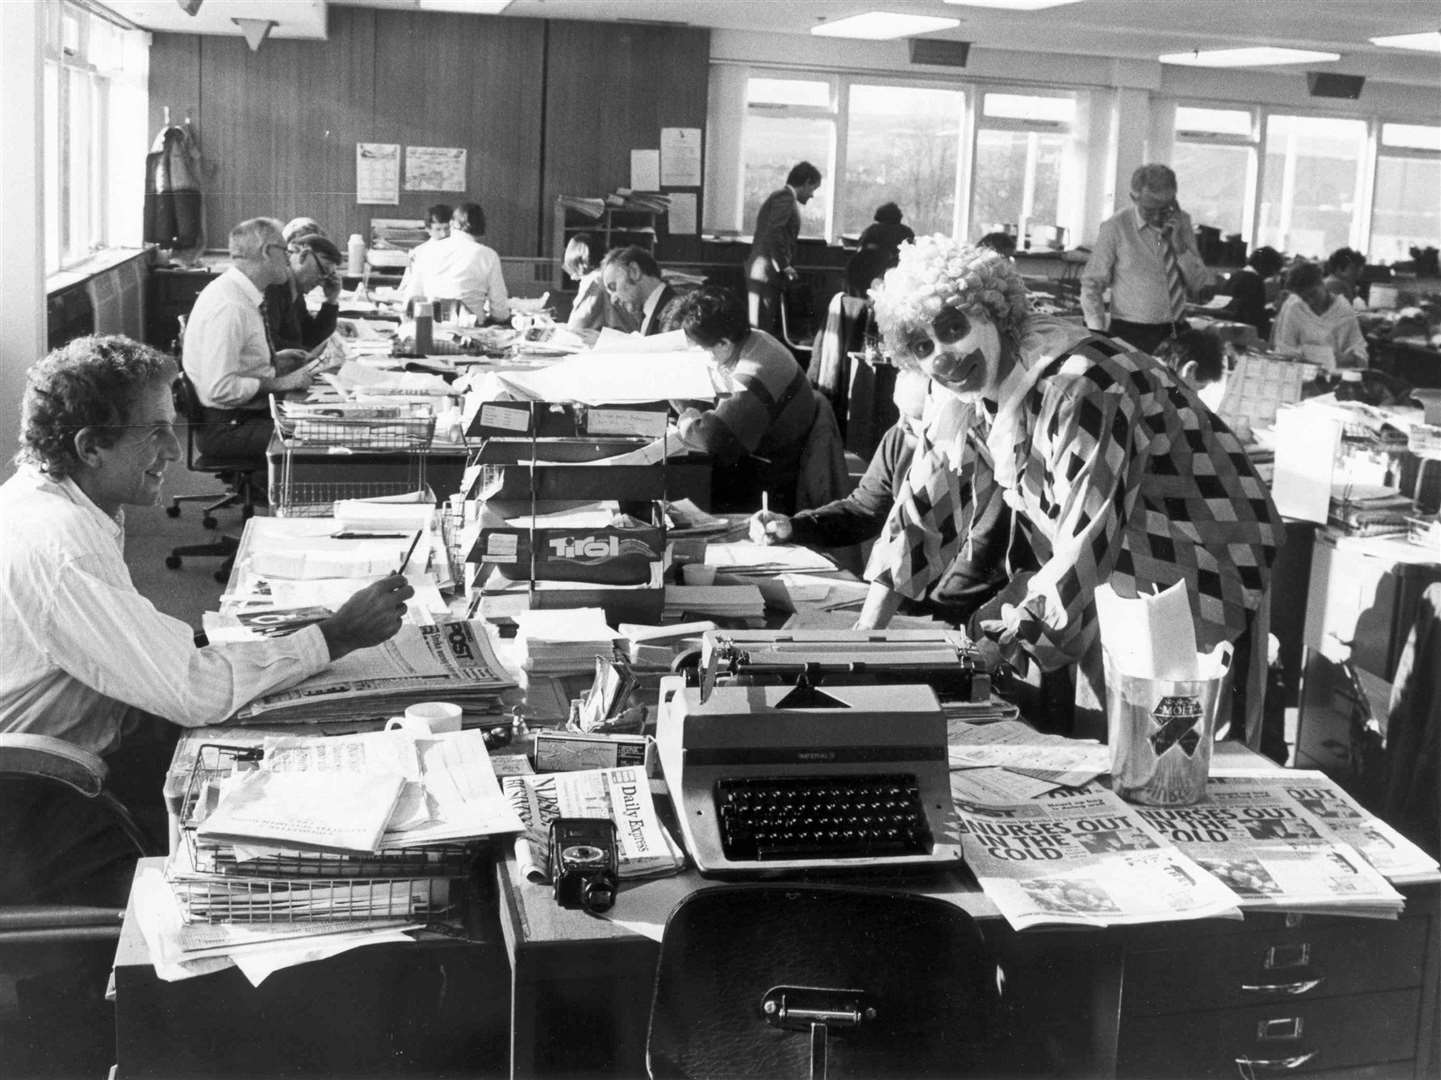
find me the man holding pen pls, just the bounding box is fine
[1,335,413,904]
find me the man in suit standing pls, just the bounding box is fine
[1080,163,1208,356]
[746,161,823,333]
[601,245,678,335]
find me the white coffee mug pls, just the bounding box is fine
[386,701,463,735]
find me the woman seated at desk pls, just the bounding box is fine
[859,236,1284,739]
[1273,260,1368,373]
[671,284,819,515]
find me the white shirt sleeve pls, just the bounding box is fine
[42,554,329,727]
[485,251,511,322]
[1080,222,1117,331]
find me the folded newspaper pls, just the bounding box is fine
[233,620,518,724]
[501,766,686,883]
[953,787,1243,931]
[1133,780,1406,918]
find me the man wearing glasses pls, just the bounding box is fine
[264,234,344,352]
[183,218,319,460]
[1081,164,1209,356]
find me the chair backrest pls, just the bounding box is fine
[170,369,211,474]
[647,884,1007,1080]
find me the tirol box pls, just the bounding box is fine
[474,527,665,585]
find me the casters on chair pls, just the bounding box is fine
[165,555,182,570]
[213,569,228,584]
[166,504,181,518]
[202,515,218,530]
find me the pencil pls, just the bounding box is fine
[396,530,423,576]
[761,491,769,515]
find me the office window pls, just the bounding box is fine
[1257,113,1368,259]
[740,77,835,240]
[43,0,149,273]
[1371,123,1441,263]
[971,92,1075,244]
[1171,105,1256,238]
[840,84,963,239]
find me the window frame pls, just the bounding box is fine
[969,88,1079,248]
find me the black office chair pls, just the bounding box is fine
[778,277,818,369]
[165,370,259,583]
[646,884,1010,1080]
[0,734,162,1078]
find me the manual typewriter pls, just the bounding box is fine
[655,674,962,877]
[698,628,991,704]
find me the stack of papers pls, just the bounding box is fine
[662,584,765,625]
[514,607,618,675]
[618,620,717,667]
[703,540,837,575]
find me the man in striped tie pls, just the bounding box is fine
[1080,164,1208,356]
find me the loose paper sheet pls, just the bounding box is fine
[404,146,466,192]
[660,127,702,186]
[1271,405,1340,523]
[356,143,400,205]
[630,149,660,191]
[1094,580,1199,680]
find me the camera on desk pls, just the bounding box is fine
[549,817,620,914]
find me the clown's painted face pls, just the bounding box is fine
[891,305,1010,402]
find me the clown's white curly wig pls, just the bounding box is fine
[871,235,1031,363]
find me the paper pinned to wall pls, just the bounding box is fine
[404,146,466,192]
[668,193,697,236]
[630,149,660,192]
[356,143,400,205]
[660,127,702,187]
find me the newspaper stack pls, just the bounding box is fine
[1134,780,1406,918]
[954,788,1243,931]
[232,620,518,724]
[170,729,525,924]
[502,766,686,884]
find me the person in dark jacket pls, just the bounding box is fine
[264,234,343,351]
[746,161,822,332]
[845,203,917,298]
[1217,245,1284,340]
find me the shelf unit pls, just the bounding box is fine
[552,197,660,291]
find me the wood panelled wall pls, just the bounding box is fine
[148,9,709,260]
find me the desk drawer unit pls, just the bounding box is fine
[1117,902,1436,1080]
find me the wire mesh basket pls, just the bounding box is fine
[272,398,436,451]
[272,478,434,519]
[168,874,455,924]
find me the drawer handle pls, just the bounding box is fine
[1239,976,1324,996]
[1233,1050,1317,1075]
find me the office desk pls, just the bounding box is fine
[111,860,510,1079]
[496,743,1441,1080]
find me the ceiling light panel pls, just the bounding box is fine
[1160,47,1342,67]
[942,1,1083,9]
[1369,31,1441,53]
[811,12,960,40]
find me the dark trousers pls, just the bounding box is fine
[197,406,273,466]
[1104,317,1189,357]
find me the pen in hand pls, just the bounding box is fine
[395,530,423,576]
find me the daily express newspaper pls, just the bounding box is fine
[1208,770,1439,887]
[234,620,517,723]
[1134,784,1405,918]
[501,766,685,883]
[954,789,1243,930]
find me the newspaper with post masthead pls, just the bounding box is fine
[501,766,686,884]
[1133,780,1406,918]
[953,786,1243,931]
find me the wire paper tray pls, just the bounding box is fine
[179,744,475,879]
[272,399,436,450]
[273,481,435,519]
[169,875,454,924]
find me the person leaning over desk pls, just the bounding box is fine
[183,217,321,463]
[671,284,817,515]
[564,232,639,336]
[749,368,1017,624]
[264,233,343,352]
[859,237,1284,739]
[398,200,511,324]
[601,244,679,337]
[0,336,413,904]
[1273,260,1369,374]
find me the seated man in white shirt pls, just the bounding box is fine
[0,335,413,904]
[397,200,511,324]
[182,217,320,462]
[1272,260,1368,373]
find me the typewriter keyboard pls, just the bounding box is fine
[714,774,931,862]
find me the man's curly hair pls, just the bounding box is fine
[871,235,1031,364]
[16,335,175,479]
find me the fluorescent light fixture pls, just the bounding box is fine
[416,1,513,14]
[812,12,960,40]
[1160,46,1341,67]
[1369,31,1441,53]
[942,1,1083,9]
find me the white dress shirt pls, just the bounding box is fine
[1081,205,1208,329]
[0,467,329,757]
[182,265,274,409]
[398,232,511,322]
[1272,293,1369,372]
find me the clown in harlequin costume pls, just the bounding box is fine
[860,236,1284,742]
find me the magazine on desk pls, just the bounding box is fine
[501,766,685,884]
[1133,784,1405,918]
[953,788,1243,931]
[232,620,517,724]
